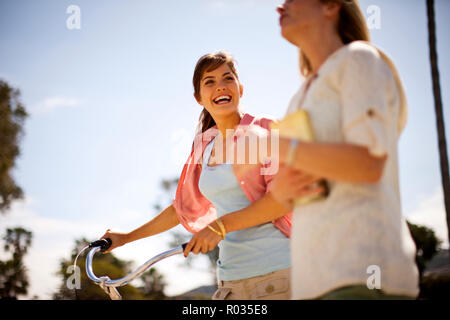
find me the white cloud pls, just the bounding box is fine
[31,96,80,114]
[406,187,449,249]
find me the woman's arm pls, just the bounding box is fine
[221,169,324,232]
[279,139,387,184]
[183,193,290,257]
[221,192,290,232]
[183,167,324,256]
[127,204,180,242]
[101,204,180,253]
[273,46,399,185]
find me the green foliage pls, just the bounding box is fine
[53,238,167,300]
[138,267,166,300]
[406,221,442,279]
[406,221,450,299]
[0,79,28,214]
[0,227,33,299]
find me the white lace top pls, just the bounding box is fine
[287,41,419,299]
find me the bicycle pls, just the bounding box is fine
[83,238,187,300]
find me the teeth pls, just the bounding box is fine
[214,95,231,103]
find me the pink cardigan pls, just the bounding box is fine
[172,113,292,237]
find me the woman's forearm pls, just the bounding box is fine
[219,192,290,234]
[126,204,180,244]
[284,140,387,183]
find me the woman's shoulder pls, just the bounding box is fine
[338,41,408,133]
[333,42,376,71]
[341,41,392,73]
[241,112,275,130]
[346,41,380,57]
[326,41,395,86]
[256,115,276,129]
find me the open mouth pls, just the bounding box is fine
[213,95,232,105]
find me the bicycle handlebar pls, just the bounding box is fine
[88,238,112,252]
[86,239,188,288]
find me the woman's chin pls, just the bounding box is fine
[280,25,302,46]
[281,29,295,44]
[211,103,239,116]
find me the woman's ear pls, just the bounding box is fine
[239,83,244,98]
[194,92,202,105]
[322,0,341,19]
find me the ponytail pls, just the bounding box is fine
[196,108,216,134]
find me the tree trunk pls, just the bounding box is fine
[426,0,450,249]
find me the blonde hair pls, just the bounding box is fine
[300,0,370,77]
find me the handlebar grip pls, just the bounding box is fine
[89,238,112,252]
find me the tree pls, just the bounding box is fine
[138,267,166,300]
[0,81,32,300]
[407,221,441,280]
[407,221,450,299]
[0,80,28,214]
[53,237,166,300]
[426,0,450,249]
[0,227,33,299]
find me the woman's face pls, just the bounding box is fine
[277,0,329,45]
[197,63,243,119]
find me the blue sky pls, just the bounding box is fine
[0,0,449,299]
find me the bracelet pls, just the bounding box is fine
[215,219,227,239]
[286,139,300,166]
[207,225,223,239]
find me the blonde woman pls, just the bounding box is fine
[272,0,420,299]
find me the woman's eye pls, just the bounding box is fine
[225,76,234,81]
[204,80,214,85]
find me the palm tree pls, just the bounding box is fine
[426,0,450,248]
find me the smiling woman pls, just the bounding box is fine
[192,51,243,136]
[100,51,323,300]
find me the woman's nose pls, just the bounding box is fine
[216,82,227,91]
[276,4,285,15]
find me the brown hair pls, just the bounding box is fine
[300,0,370,77]
[193,51,239,133]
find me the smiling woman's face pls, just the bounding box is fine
[197,63,243,119]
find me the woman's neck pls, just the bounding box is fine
[296,28,344,75]
[214,111,242,139]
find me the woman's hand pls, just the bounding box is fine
[183,223,223,257]
[100,229,129,254]
[268,165,325,209]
